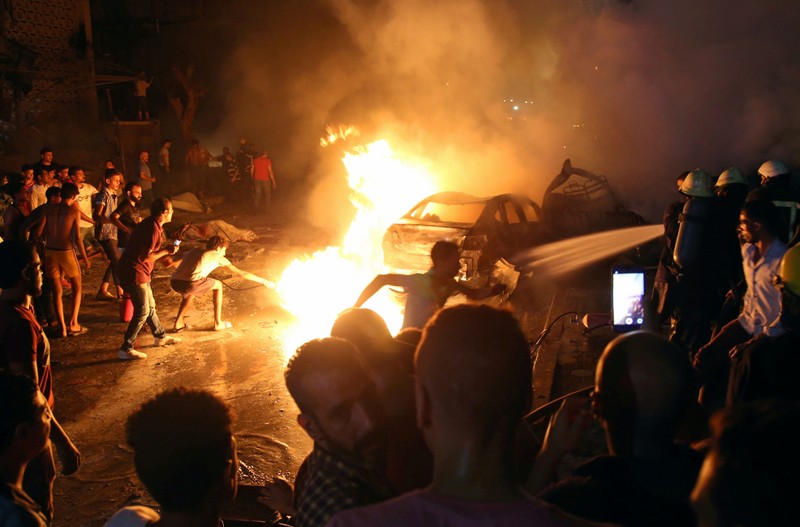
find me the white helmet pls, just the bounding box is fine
[716,167,747,187]
[758,160,790,179]
[680,169,714,197]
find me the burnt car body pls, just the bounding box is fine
[381,160,655,285]
[382,191,552,283]
[542,159,646,239]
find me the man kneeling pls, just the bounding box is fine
[170,235,272,332]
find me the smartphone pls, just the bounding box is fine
[173,239,181,247]
[612,265,645,333]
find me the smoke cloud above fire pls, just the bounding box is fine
[217,0,800,228]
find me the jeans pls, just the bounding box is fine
[120,281,166,351]
[99,238,120,286]
[254,179,272,210]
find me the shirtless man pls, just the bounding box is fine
[36,183,89,338]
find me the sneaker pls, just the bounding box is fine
[119,349,148,360]
[154,335,181,347]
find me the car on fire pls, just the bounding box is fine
[382,191,552,284]
[381,160,653,286]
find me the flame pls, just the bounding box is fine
[319,124,360,147]
[276,137,437,359]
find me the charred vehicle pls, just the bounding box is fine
[542,159,647,239]
[382,192,552,284]
[381,160,653,285]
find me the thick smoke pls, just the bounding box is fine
[216,0,800,229]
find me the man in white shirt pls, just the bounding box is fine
[27,168,51,211]
[70,167,98,251]
[169,235,272,332]
[693,199,788,410]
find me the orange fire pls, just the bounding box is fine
[276,137,437,358]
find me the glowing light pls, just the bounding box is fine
[513,105,519,111]
[275,134,437,359]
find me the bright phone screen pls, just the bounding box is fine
[612,269,644,331]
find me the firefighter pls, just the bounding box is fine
[710,168,749,332]
[652,171,690,325]
[664,169,721,355]
[747,159,798,245]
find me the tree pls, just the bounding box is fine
[167,64,206,143]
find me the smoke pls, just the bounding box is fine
[214,0,800,229]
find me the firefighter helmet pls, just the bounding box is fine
[716,167,747,187]
[758,160,790,179]
[680,169,714,197]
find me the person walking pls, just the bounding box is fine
[116,198,181,360]
[251,150,276,213]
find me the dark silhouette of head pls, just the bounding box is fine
[126,388,237,514]
[692,400,800,527]
[416,304,531,437]
[593,331,692,457]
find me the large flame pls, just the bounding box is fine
[276,137,437,358]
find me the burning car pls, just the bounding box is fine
[381,160,654,287]
[382,191,552,284]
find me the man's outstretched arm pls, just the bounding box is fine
[227,264,274,288]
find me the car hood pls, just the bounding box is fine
[383,221,472,272]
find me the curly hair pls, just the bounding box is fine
[126,387,235,513]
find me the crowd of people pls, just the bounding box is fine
[0,143,277,343]
[1,155,800,527]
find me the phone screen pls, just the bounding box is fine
[612,268,644,332]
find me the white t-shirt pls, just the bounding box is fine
[28,184,48,210]
[171,248,231,282]
[76,183,97,229]
[103,505,160,527]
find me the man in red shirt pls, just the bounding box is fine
[117,198,180,359]
[251,150,276,212]
[0,240,81,523]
